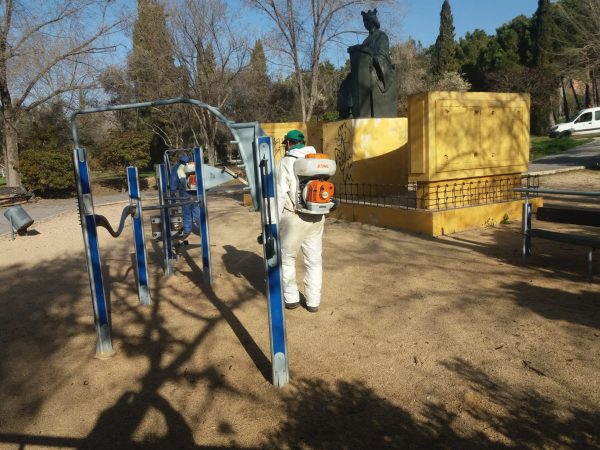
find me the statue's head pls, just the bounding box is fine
[361,9,380,31]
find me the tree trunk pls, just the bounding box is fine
[593,71,599,106]
[561,78,570,121]
[570,79,581,110]
[585,82,592,108]
[2,108,21,187]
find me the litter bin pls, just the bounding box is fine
[4,204,34,236]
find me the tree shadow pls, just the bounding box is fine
[265,366,599,449]
[179,249,271,382]
[440,358,600,449]
[264,377,459,449]
[0,225,270,448]
[0,254,93,427]
[501,280,599,330]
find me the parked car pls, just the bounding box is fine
[549,107,600,138]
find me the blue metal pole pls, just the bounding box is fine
[256,136,288,387]
[156,164,174,275]
[73,148,114,357]
[193,147,212,285]
[127,166,152,305]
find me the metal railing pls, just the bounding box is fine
[335,175,539,211]
[335,182,418,209]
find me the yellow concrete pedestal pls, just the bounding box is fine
[322,118,409,185]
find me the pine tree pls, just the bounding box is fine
[431,0,457,76]
[196,42,217,94]
[250,40,268,81]
[530,0,553,67]
[529,0,559,134]
[128,0,178,101]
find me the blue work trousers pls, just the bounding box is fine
[171,191,200,234]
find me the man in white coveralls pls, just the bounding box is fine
[276,129,325,313]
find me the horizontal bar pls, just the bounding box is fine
[142,200,199,211]
[514,188,600,196]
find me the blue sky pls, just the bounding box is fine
[110,0,540,69]
[234,0,539,69]
[401,0,538,46]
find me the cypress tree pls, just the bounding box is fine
[530,0,553,67]
[128,0,178,101]
[250,40,268,81]
[529,0,559,135]
[431,0,457,76]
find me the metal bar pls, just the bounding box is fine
[141,200,199,211]
[156,164,174,276]
[193,147,212,285]
[9,216,14,241]
[514,188,600,196]
[71,98,240,150]
[73,148,114,357]
[256,136,288,388]
[522,193,532,260]
[127,166,151,306]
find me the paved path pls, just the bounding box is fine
[0,186,242,237]
[0,193,133,236]
[527,137,600,175]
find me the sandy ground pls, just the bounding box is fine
[0,171,598,449]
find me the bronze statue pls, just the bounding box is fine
[337,9,398,119]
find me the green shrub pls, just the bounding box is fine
[20,149,75,196]
[98,130,152,191]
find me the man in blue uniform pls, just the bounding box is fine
[169,153,200,239]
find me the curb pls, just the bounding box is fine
[525,165,587,176]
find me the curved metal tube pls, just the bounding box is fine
[94,205,135,238]
[70,97,242,153]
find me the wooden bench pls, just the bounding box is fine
[514,188,600,276]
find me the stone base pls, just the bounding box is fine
[331,198,543,237]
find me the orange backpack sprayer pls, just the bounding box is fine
[293,153,337,214]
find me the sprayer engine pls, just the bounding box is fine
[293,154,337,214]
[184,162,197,191]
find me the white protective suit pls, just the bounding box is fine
[276,146,325,309]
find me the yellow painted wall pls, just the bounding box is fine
[321,118,409,185]
[261,122,323,162]
[332,198,543,236]
[408,91,530,182]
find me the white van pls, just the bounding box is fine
[549,106,600,138]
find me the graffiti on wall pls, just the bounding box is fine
[334,121,354,183]
[272,137,286,161]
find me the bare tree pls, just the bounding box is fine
[392,39,427,116]
[169,0,248,165]
[0,0,124,186]
[248,0,398,122]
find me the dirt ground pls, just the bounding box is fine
[0,170,598,449]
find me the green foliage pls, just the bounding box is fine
[128,0,179,101]
[457,16,532,91]
[17,102,75,196]
[0,176,6,186]
[98,130,153,190]
[19,102,71,151]
[500,213,510,225]
[530,136,593,160]
[530,0,555,67]
[20,149,74,196]
[431,0,458,76]
[456,29,492,90]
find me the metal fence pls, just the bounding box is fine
[335,182,418,208]
[335,175,539,211]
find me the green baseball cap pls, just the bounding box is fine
[284,129,305,142]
